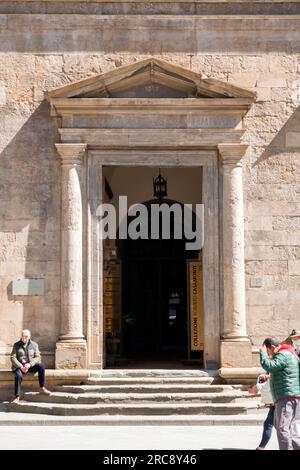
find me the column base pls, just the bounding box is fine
[55,341,87,369]
[220,339,253,368]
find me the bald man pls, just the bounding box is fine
[10,329,50,403]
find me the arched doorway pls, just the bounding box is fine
[118,199,200,364]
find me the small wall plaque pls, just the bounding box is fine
[12,278,44,296]
[250,277,263,288]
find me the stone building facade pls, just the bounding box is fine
[0,1,300,375]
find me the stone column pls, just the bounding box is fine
[218,143,252,368]
[55,143,87,369]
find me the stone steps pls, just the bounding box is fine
[54,384,241,394]
[23,390,257,404]
[85,370,214,378]
[9,401,263,416]
[5,370,261,420]
[0,410,267,426]
[82,377,215,385]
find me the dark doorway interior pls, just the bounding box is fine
[119,201,199,362]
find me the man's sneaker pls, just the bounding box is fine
[40,387,51,395]
[256,446,265,450]
[12,396,20,403]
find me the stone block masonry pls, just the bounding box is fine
[0,2,299,368]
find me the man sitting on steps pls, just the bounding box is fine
[10,329,51,403]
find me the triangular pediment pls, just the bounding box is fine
[46,58,256,100]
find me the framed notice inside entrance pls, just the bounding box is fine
[103,259,122,365]
[187,259,204,356]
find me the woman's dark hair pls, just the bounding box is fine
[263,337,281,348]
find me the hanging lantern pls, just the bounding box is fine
[153,169,167,201]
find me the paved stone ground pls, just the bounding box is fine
[0,425,278,450]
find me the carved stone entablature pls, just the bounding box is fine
[47,58,256,151]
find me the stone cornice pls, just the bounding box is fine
[2,14,300,30]
[2,15,298,55]
[58,128,244,149]
[3,2,300,19]
[50,98,253,117]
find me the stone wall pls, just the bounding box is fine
[1,1,300,16]
[0,2,299,367]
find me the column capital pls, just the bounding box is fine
[55,143,87,164]
[218,143,249,165]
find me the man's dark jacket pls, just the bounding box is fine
[10,340,41,371]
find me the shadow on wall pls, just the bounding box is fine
[253,105,300,166]
[250,103,300,202]
[247,104,300,345]
[0,100,61,368]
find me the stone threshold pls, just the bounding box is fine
[0,367,263,383]
[0,410,267,426]
[0,369,217,380]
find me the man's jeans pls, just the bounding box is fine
[258,406,274,448]
[274,397,300,450]
[14,363,45,397]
